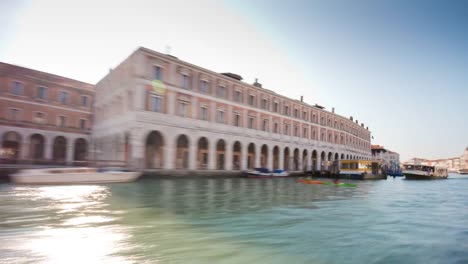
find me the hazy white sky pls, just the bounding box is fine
[1,0,467,161]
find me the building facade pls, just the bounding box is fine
[93,47,372,171]
[0,62,94,165]
[371,144,400,172]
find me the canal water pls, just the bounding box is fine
[1,175,467,264]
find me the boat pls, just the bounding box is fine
[245,168,290,178]
[296,179,357,187]
[460,169,468,175]
[334,160,387,180]
[9,167,142,184]
[402,164,448,180]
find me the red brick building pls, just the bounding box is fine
[0,62,94,165]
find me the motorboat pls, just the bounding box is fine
[402,164,448,180]
[245,168,290,178]
[9,167,142,184]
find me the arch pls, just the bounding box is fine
[232,141,241,170]
[320,151,326,171]
[197,137,209,169]
[302,149,308,171]
[311,150,318,172]
[247,143,256,169]
[261,144,268,168]
[145,130,164,168]
[334,153,339,160]
[346,154,349,159]
[176,134,189,169]
[52,136,67,164]
[273,146,280,170]
[328,152,333,162]
[2,131,21,162]
[284,147,290,171]
[216,139,226,170]
[341,153,345,160]
[30,134,45,161]
[74,138,88,162]
[293,148,300,171]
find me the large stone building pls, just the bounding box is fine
[0,62,94,165]
[93,47,372,172]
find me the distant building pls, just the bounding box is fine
[93,47,373,171]
[371,145,400,171]
[0,62,94,165]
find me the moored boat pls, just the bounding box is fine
[9,167,142,184]
[245,168,290,178]
[334,160,387,180]
[402,164,448,180]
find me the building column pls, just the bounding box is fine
[20,140,29,160]
[316,154,322,172]
[306,152,311,172]
[66,140,74,165]
[255,144,261,168]
[298,151,303,172]
[130,129,145,169]
[241,142,248,170]
[188,140,197,170]
[225,142,233,170]
[279,147,284,170]
[208,140,216,170]
[164,140,175,170]
[45,141,53,160]
[267,146,273,171]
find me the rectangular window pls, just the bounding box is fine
[200,106,208,121]
[58,116,66,127]
[303,127,307,138]
[37,86,47,99]
[81,95,88,107]
[178,102,188,117]
[151,96,161,112]
[284,124,289,135]
[294,126,298,136]
[313,130,316,139]
[248,95,255,106]
[313,114,317,123]
[80,119,86,130]
[200,80,209,93]
[248,116,255,129]
[262,119,268,131]
[234,113,241,127]
[8,108,21,121]
[217,86,226,98]
[273,102,279,112]
[284,106,289,116]
[234,90,242,102]
[10,81,23,95]
[294,109,299,118]
[303,111,307,120]
[58,91,68,105]
[262,99,268,110]
[217,110,225,123]
[181,74,190,89]
[274,123,279,133]
[153,65,162,80]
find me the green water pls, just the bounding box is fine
[1,175,468,263]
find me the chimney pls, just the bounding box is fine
[356,120,358,124]
[332,107,335,113]
[350,116,353,121]
[253,78,262,88]
[300,96,303,102]
[361,123,364,127]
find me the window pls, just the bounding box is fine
[178,102,188,117]
[200,80,209,93]
[200,106,208,121]
[153,65,162,80]
[151,96,161,112]
[34,112,45,123]
[181,74,190,89]
[217,86,226,98]
[8,108,21,121]
[234,113,241,127]
[58,91,68,105]
[303,127,307,138]
[262,119,268,131]
[234,90,242,102]
[81,95,88,107]
[217,110,225,123]
[313,130,316,139]
[262,99,268,110]
[294,126,298,136]
[284,124,289,135]
[274,123,279,133]
[248,95,255,106]
[328,134,332,142]
[248,116,255,129]
[37,86,47,99]
[10,81,23,95]
[284,105,289,116]
[294,109,299,118]
[273,102,279,112]
[321,133,325,141]
[80,119,86,130]
[303,111,307,121]
[313,114,317,123]
[58,116,66,127]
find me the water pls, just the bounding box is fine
[1,174,468,264]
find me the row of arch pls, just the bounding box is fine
[1,131,88,163]
[145,130,370,170]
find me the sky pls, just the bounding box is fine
[1,0,467,161]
